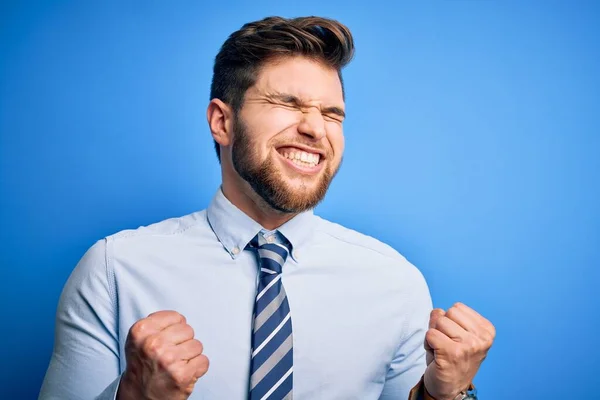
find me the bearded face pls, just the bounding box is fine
[217,56,345,214]
[231,112,342,213]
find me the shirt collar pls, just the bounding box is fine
[206,187,315,262]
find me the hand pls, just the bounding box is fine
[423,302,495,400]
[117,311,209,400]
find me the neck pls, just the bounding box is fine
[221,177,298,231]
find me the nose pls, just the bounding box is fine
[297,108,326,141]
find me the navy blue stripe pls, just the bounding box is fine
[260,257,283,274]
[250,349,293,400]
[252,317,292,370]
[255,280,282,315]
[266,370,293,399]
[254,298,290,347]
[256,273,279,294]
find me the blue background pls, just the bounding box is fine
[1,1,598,399]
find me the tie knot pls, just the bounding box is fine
[248,233,291,275]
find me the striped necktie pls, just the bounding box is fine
[248,233,294,400]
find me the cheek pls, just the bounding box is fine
[249,109,301,151]
[326,124,345,160]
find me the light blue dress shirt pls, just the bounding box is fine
[39,188,433,400]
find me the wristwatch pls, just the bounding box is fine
[453,387,478,400]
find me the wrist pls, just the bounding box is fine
[424,383,476,400]
[423,380,473,400]
[424,369,477,400]
[116,370,143,400]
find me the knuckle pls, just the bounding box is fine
[445,307,458,319]
[425,328,436,342]
[185,322,195,336]
[489,324,497,340]
[438,315,450,326]
[194,339,204,353]
[467,337,479,353]
[481,330,494,345]
[197,355,210,376]
[449,304,462,315]
[453,346,465,360]
[185,324,195,338]
[143,336,163,358]
[130,320,149,339]
[174,311,187,323]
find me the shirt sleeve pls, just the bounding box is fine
[38,239,122,400]
[379,264,433,400]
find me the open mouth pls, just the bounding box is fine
[276,146,324,172]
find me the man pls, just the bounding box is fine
[39,16,494,400]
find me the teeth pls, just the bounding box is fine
[291,158,316,167]
[283,149,320,168]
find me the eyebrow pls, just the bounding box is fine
[267,92,346,119]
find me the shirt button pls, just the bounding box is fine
[293,250,299,260]
[232,247,240,255]
[266,236,275,244]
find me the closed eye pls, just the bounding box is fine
[321,106,345,122]
[275,95,303,109]
[267,92,345,121]
[278,102,302,111]
[323,113,344,123]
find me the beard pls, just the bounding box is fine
[231,114,340,214]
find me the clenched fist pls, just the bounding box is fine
[117,311,209,400]
[424,302,495,400]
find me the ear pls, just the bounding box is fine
[207,98,234,148]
